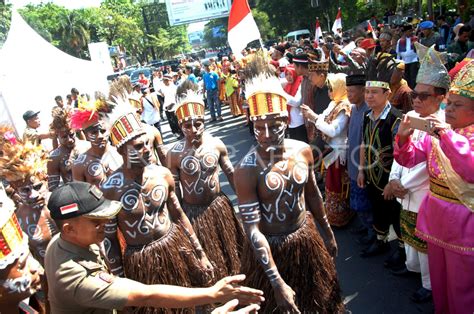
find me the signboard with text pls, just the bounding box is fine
[165,0,232,26]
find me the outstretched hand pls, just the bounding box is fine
[212,274,264,306]
[211,299,260,314]
[397,115,414,145]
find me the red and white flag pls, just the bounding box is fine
[367,21,377,40]
[227,0,261,59]
[314,18,324,46]
[331,7,342,35]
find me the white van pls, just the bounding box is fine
[284,29,311,41]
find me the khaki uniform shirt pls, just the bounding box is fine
[23,127,41,146]
[45,234,133,314]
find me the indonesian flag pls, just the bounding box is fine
[314,18,324,46]
[228,0,261,59]
[332,7,342,35]
[367,21,377,40]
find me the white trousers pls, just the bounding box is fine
[405,244,431,290]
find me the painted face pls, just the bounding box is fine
[57,128,76,149]
[181,119,205,144]
[0,251,42,303]
[445,93,474,129]
[11,176,48,209]
[365,87,390,110]
[123,133,151,168]
[253,118,287,150]
[84,122,108,149]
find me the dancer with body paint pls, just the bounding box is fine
[0,134,58,266]
[0,187,44,314]
[71,96,123,187]
[47,107,90,191]
[168,81,244,281]
[101,109,214,313]
[234,56,343,313]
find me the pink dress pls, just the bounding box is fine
[394,125,474,314]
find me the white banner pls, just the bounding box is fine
[166,0,232,26]
[88,42,114,74]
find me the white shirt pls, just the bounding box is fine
[159,83,177,111]
[396,37,419,64]
[141,94,160,125]
[284,85,304,128]
[389,110,444,212]
[314,101,350,168]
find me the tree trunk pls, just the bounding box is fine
[427,0,433,19]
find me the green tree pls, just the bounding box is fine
[0,3,12,46]
[252,8,276,40]
[58,10,90,58]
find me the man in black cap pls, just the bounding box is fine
[345,74,374,243]
[22,110,55,147]
[45,181,264,314]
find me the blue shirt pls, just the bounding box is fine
[202,71,219,91]
[347,101,369,181]
[187,73,198,84]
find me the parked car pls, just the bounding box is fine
[284,29,311,41]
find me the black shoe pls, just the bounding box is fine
[350,225,368,235]
[410,287,432,303]
[356,234,376,245]
[360,240,390,257]
[390,265,412,276]
[384,247,406,269]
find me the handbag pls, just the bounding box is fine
[311,131,333,165]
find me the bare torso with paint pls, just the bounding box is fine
[72,147,121,187]
[169,134,234,206]
[48,141,89,190]
[102,164,172,247]
[239,139,309,235]
[16,204,58,265]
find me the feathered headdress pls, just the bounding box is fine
[0,124,18,150]
[50,107,73,132]
[366,52,398,90]
[243,53,287,120]
[70,93,109,131]
[107,75,145,148]
[0,134,48,183]
[175,83,205,123]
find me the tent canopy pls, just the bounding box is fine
[0,10,109,139]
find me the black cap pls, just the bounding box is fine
[23,110,40,122]
[346,74,367,86]
[48,182,121,220]
[274,45,286,54]
[292,53,308,64]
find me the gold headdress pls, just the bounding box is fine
[0,185,28,269]
[0,136,48,183]
[308,48,329,73]
[107,75,146,148]
[175,80,205,123]
[243,54,287,120]
[450,59,473,100]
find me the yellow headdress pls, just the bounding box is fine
[450,59,473,100]
[243,54,287,120]
[0,184,28,269]
[175,89,205,123]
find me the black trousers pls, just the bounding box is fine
[288,125,309,143]
[366,183,401,238]
[165,110,181,135]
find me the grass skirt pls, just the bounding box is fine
[123,223,206,314]
[241,213,344,313]
[183,194,244,281]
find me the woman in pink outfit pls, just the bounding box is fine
[394,60,474,314]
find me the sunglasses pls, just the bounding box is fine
[411,91,437,101]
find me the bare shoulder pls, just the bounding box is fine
[100,169,125,196]
[49,148,61,159]
[169,139,186,154]
[284,139,312,159]
[235,147,259,171]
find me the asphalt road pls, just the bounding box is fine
[160,105,434,314]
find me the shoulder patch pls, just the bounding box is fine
[97,271,115,284]
[76,260,103,272]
